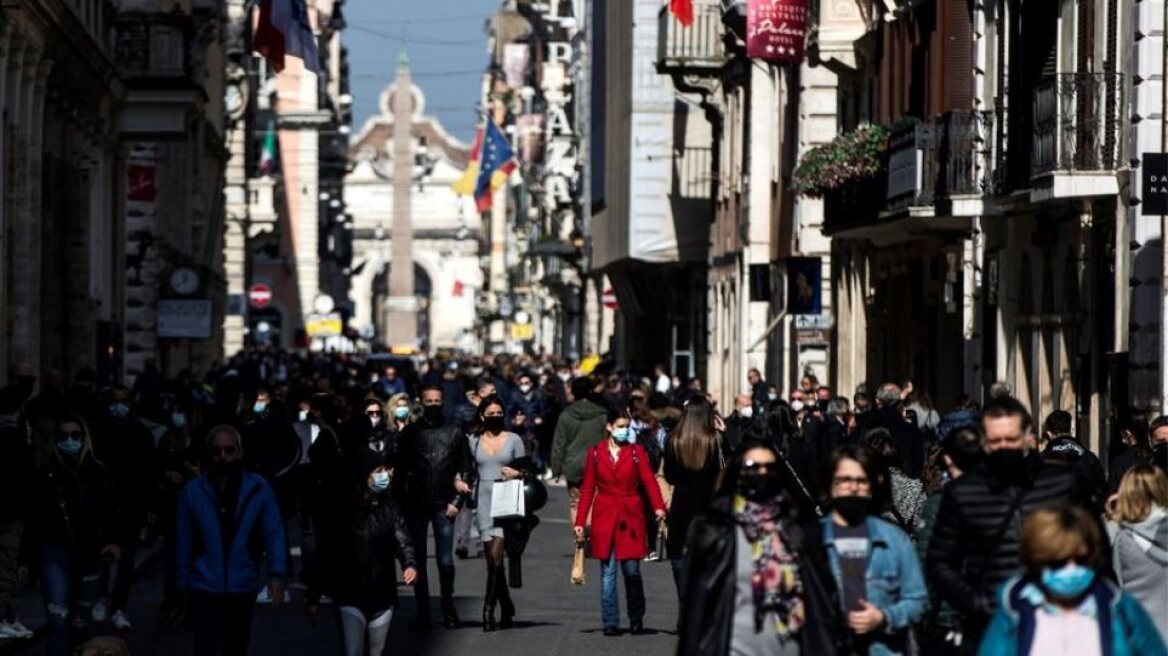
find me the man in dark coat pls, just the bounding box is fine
[926,397,1080,650]
[721,393,756,458]
[393,385,472,630]
[860,383,925,479]
[1040,410,1107,514]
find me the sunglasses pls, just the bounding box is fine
[366,410,383,417]
[210,445,239,456]
[57,431,84,441]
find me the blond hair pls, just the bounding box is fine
[1020,505,1105,573]
[1108,464,1168,524]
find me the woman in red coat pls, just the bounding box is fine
[573,404,667,636]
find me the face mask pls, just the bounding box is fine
[558,373,571,383]
[612,427,631,443]
[987,448,1029,480]
[369,415,382,428]
[393,406,411,421]
[483,416,505,433]
[833,495,870,526]
[767,393,778,402]
[790,400,805,413]
[1041,563,1095,599]
[1154,443,1168,470]
[739,406,754,419]
[369,471,391,494]
[519,384,532,394]
[298,410,309,422]
[212,460,243,478]
[423,405,445,424]
[253,401,267,415]
[109,403,130,419]
[171,412,187,429]
[57,438,83,456]
[739,470,783,502]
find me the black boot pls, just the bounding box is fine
[507,555,523,589]
[438,567,459,629]
[481,566,497,632]
[495,565,515,629]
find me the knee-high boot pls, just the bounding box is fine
[494,564,515,629]
[481,566,497,632]
[438,567,459,628]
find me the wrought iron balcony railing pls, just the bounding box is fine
[657,0,726,73]
[1032,72,1123,176]
[933,110,996,198]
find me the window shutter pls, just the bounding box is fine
[942,0,974,110]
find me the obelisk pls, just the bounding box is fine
[387,50,417,346]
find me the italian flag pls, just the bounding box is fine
[258,120,277,175]
[253,0,322,74]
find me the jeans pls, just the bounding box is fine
[190,590,256,656]
[41,544,100,656]
[407,508,455,622]
[599,552,645,631]
[0,521,21,618]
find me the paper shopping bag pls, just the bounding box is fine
[490,479,525,520]
[571,543,586,585]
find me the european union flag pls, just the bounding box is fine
[474,119,516,212]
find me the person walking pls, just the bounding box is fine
[551,376,609,525]
[0,386,34,640]
[927,397,1080,651]
[1040,410,1108,513]
[1105,464,1168,645]
[468,396,526,631]
[678,436,843,656]
[821,445,927,656]
[175,425,287,656]
[25,414,120,656]
[859,384,925,479]
[663,397,724,594]
[394,385,472,630]
[309,450,418,656]
[573,405,666,636]
[977,504,1167,656]
[862,429,927,534]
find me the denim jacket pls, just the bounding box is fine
[822,516,929,656]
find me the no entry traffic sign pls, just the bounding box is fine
[248,283,272,309]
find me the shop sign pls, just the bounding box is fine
[157,299,213,339]
[746,0,810,64]
[1143,153,1168,216]
[305,313,343,337]
[510,323,535,342]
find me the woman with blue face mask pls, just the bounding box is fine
[573,405,667,636]
[25,416,120,656]
[978,504,1168,656]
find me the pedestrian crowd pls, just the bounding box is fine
[0,352,1165,656]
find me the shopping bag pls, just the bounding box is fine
[490,479,525,520]
[571,543,587,585]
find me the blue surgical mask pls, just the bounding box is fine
[58,438,83,455]
[298,410,309,422]
[369,471,390,493]
[393,406,411,421]
[171,412,187,429]
[612,427,631,443]
[109,403,129,419]
[1041,563,1095,599]
[253,401,267,415]
[766,393,778,402]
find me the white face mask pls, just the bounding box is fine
[790,400,805,413]
[298,410,309,422]
[739,406,754,419]
[519,384,532,394]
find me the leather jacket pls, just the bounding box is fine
[329,494,416,610]
[394,418,470,512]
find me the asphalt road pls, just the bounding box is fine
[3,485,680,655]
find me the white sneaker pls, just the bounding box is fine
[0,620,33,639]
[91,599,110,623]
[112,610,132,631]
[255,588,271,603]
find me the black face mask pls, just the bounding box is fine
[833,495,870,526]
[1153,443,1168,470]
[987,449,1030,481]
[738,471,783,502]
[483,416,505,433]
[211,460,243,479]
[422,405,445,425]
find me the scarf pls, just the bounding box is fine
[733,495,806,638]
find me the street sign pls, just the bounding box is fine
[1143,153,1168,215]
[305,313,343,337]
[510,323,535,341]
[157,299,213,338]
[794,313,833,330]
[602,288,618,310]
[248,283,272,309]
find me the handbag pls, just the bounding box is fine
[570,543,587,585]
[490,479,525,520]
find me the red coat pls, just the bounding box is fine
[574,442,666,561]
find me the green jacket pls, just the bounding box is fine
[550,399,608,486]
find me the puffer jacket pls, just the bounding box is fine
[394,418,470,512]
[926,454,1078,638]
[328,492,416,611]
[550,399,608,486]
[678,495,844,656]
[1107,507,1168,645]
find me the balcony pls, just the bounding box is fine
[114,12,208,138]
[1029,72,1123,200]
[657,0,726,75]
[885,121,934,213]
[932,110,996,215]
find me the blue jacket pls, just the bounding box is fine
[176,472,287,595]
[822,516,929,656]
[978,575,1168,656]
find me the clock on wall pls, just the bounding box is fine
[169,267,201,296]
